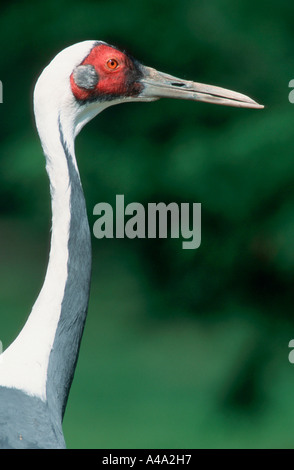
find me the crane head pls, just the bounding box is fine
[34,40,263,142]
[69,41,263,109]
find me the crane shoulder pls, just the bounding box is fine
[0,386,66,449]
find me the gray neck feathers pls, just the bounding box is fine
[46,116,92,421]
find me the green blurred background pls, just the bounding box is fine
[1,0,294,449]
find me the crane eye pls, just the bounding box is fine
[107,59,119,70]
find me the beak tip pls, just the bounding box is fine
[250,102,264,110]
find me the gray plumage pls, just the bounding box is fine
[0,387,65,449]
[73,65,99,90]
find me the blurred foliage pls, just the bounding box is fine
[1,0,294,449]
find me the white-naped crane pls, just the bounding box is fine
[0,40,263,448]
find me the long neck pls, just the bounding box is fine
[0,110,92,420]
[46,116,92,419]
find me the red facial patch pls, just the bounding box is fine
[70,44,143,101]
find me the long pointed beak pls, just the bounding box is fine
[139,66,264,109]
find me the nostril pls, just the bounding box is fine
[171,82,186,87]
